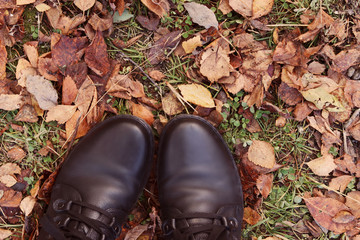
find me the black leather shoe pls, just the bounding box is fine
[158,115,243,240]
[39,115,154,240]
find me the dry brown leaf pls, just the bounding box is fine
[148,70,165,81]
[62,76,78,105]
[200,45,230,83]
[75,77,96,116]
[345,191,360,218]
[306,154,337,176]
[136,15,160,31]
[124,224,149,240]
[252,0,274,19]
[0,188,22,207]
[273,40,306,67]
[0,163,21,177]
[308,9,334,31]
[16,58,37,87]
[38,57,59,81]
[0,229,12,239]
[130,102,154,125]
[26,75,58,110]
[308,61,326,75]
[74,0,95,11]
[256,174,273,199]
[148,30,182,65]
[332,49,360,73]
[218,0,232,14]
[229,0,252,17]
[348,121,360,141]
[106,74,145,99]
[220,71,246,94]
[243,207,261,225]
[141,0,169,17]
[45,105,77,124]
[162,92,184,116]
[88,14,113,31]
[0,94,23,111]
[304,197,355,234]
[35,3,51,11]
[20,196,36,216]
[184,2,218,29]
[23,41,38,68]
[7,147,26,161]
[16,0,34,5]
[233,33,264,50]
[344,79,360,108]
[0,175,17,187]
[278,82,303,106]
[85,31,110,77]
[178,84,215,108]
[0,41,7,80]
[329,175,354,193]
[65,110,91,139]
[14,104,38,122]
[248,140,275,169]
[182,35,202,54]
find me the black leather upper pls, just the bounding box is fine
[158,115,244,240]
[39,115,154,240]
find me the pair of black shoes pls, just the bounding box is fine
[39,115,244,240]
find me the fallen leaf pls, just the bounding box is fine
[252,0,274,19]
[233,33,264,51]
[182,35,203,54]
[0,40,6,80]
[200,45,230,83]
[220,71,246,95]
[345,191,360,218]
[248,140,275,169]
[229,0,252,17]
[148,30,182,65]
[304,197,355,234]
[329,175,354,193]
[141,0,169,17]
[0,175,17,187]
[45,105,77,124]
[184,2,218,29]
[148,70,165,81]
[62,76,78,105]
[332,49,360,73]
[88,13,113,31]
[162,92,184,115]
[301,86,345,112]
[23,41,38,68]
[178,84,215,108]
[308,9,334,31]
[124,224,149,240]
[0,188,22,207]
[243,207,261,225]
[85,31,110,77]
[348,121,360,141]
[278,82,303,105]
[0,94,23,111]
[16,0,34,5]
[38,57,59,81]
[218,0,232,14]
[35,2,51,12]
[106,74,145,99]
[74,0,95,11]
[344,79,360,108]
[14,104,38,122]
[306,154,337,176]
[7,147,26,161]
[332,210,356,224]
[75,77,96,116]
[256,174,273,199]
[20,196,36,216]
[0,229,12,239]
[129,102,154,125]
[16,58,37,87]
[26,75,58,110]
[273,39,306,67]
[308,61,326,74]
[52,35,88,70]
[136,15,160,31]
[65,110,91,139]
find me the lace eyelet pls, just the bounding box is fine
[228,218,238,229]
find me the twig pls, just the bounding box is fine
[117,51,162,95]
[344,108,360,129]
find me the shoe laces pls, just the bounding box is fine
[40,199,121,240]
[162,212,239,240]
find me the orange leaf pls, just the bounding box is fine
[130,102,154,125]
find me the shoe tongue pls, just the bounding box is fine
[187,218,213,240]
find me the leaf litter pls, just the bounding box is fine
[1,0,360,238]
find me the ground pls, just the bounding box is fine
[0,0,360,239]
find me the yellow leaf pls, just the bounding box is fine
[182,35,202,54]
[178,84,215,108]
[252,0,274,19]
[301,86,345,112]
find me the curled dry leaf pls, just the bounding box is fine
[304,197,355,234]
[219,0,232,14]
[184,2,218,29]
[74,0,95,11]
[248,140,275,169]
[62,76,78,105]
[88,14,113,32]
[329,175,354,193]
[0,40,7,80]
[14,104,38,123]
[141,0,169,17]
[178,84,215,108]
[200,45,230,83]
[23,41,38,68]
[26,75,58,110]
[45,105,77,124]
[252,0,274,19]
[85,31,110,77]
[20,196,36,216]
[256,174,273,199]
[130,102,154,125]
[162,92,184,116]
[332,210,356,224]
[306,154,337,176]
[243,207,261,225]
[0,94,23,111]
[75,77,96,116]
[106,74,145,99]
[7,146,26,161]
[65,110,91,139]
